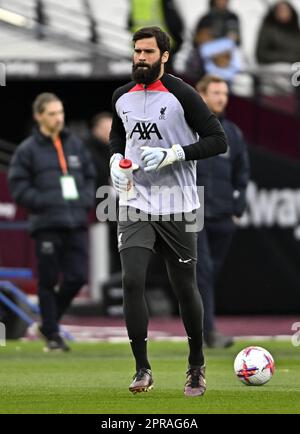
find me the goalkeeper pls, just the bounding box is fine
[109,26,228,397]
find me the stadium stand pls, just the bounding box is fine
[0,0,36,19]
[1,0,300,59]
[1,0,299,91]
[174,0,300,63]
[0,0,132,63]
[45,0,92,41]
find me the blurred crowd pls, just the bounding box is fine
[128,0,300,111]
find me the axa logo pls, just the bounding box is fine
[159,107,167,120]
[130,122,162,140]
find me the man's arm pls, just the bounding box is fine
[8,144,44,211]
[109,89,127,157]
[231,127,250,217]
[176,82,228,161]
[141,76,228,172]
[109,85,138,191]
[163,0,184,52]
[161,75,228,161]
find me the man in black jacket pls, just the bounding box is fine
[8,93,95,351]
[196,75,249,348]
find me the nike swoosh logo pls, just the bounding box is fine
[179,258,192,264]
[123,111,131,115]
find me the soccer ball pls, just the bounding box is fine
[234,346,275,386]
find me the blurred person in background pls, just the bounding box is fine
[256,1,300,103]
[256,1,300,65]
[128,0,184,70]
[86,112,112,194]
[8,93,95,352]
[86,112,121,274]
[193,0,241,47]
[185,0,241,85]
[196,75,250,348]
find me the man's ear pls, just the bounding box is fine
[199,92,207,103]
[161,51,170,64]
[34,113,41,123]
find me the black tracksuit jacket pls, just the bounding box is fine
[8,128,95,234]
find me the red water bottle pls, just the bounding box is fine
[119,159,136,200]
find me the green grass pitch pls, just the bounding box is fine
[0,340,299,414]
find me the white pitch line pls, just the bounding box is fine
[25,322,295,343]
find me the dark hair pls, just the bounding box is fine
[132,26,171,54]
[263,1,300,32]
[196,74,227,93]
[33,92,62,114]
[90,111,112,129]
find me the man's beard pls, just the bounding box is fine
[46,122,64,135]
[132,58,162,85]
[51,122,64,133]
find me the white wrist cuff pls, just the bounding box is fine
[110,153,123,167]
[172,144,185,161]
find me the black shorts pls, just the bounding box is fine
[117,206,197,265]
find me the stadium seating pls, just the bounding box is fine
[0,0,36,20]
[44,0,91,41]
[1,0,300,70]
[0,0,131,61]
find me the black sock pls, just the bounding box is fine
[187,335,205,367]
[129,336,151,371]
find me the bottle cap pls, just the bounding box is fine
[119,159,132,169]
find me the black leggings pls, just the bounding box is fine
[121,247,204,368]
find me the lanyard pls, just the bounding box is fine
[53,136,68,176]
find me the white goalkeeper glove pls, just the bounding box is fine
[110,153,139,193]
[141,145,185,172]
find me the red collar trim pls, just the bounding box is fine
[129,80,169,93]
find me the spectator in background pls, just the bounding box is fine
[196,75,250,348]
[86,112,121,274]
[8,93,95,352]
[193,0,241,47]
[128,0,184,69]
[255,1,300,108]
[185,0,241,85]
[256,1,300,66]
[86,112,112,193]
